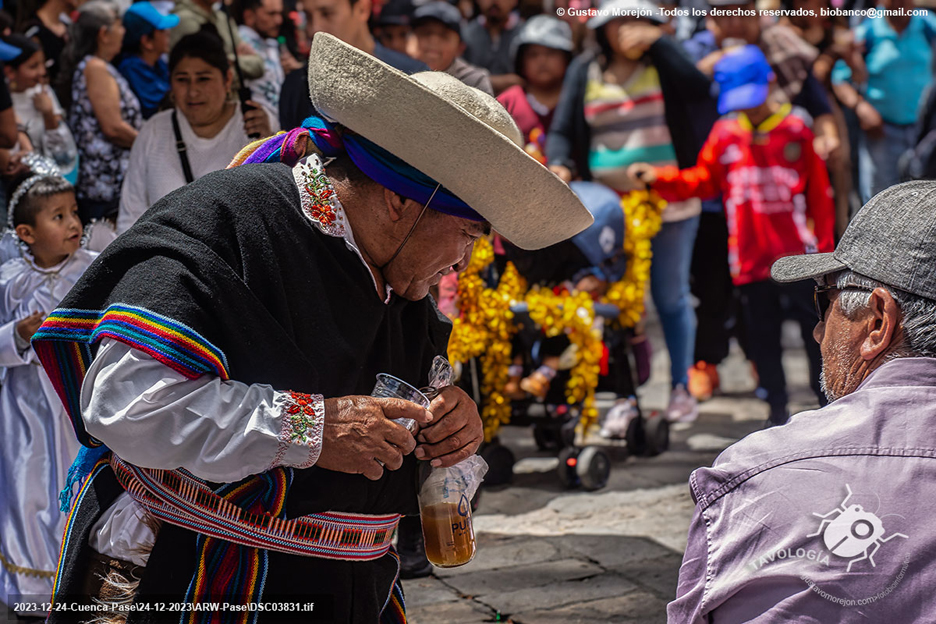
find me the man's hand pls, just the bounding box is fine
[626,162,657,185]
[317,396,434,480]
[16,311,44,342]
[414,386,483,468]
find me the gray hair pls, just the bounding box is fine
[834,270,936,358]
[55,0,119,110]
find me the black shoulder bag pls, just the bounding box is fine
[172,109,195,184]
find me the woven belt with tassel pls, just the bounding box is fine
[110,455,400,561]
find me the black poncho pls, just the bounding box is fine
[34,163,451,623]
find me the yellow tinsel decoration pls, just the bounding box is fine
[448,188,664,439]
[525,288,604,434]
[447,238,527,441]
[602,189,666,327]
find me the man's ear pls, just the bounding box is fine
[15,224,35,245]
[860,287,901,361]
[383,187,419,223]
[458,40,466,56]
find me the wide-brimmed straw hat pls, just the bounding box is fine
[306,32,593,250]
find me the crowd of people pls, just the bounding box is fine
[1,0,936,619]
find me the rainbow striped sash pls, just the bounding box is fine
[110,455,400,561]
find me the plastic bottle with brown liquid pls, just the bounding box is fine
[421,496,476,567]
[417,457,487,568]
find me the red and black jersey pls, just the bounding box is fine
[652,104,835,286]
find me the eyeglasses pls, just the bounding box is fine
[813,284,872,321]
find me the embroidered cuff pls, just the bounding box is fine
[270,391,325,470]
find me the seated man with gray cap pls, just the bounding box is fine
[669,181,936,622]
[35,32,591,623]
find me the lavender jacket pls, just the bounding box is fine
[669,357,936,623]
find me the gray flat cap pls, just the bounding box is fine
[510,15,574,65]
[771,180,936,300]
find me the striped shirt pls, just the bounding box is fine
[584,61,700,221]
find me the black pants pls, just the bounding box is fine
[691,211,735,365]
[738,279,825,425]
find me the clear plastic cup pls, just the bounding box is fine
[372,373,429,433]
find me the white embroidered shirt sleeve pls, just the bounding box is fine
[81,339,324,482]
[270,390,325,470]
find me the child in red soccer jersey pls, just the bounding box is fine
[627,44,835,426]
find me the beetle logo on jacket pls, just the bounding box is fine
[807,484,908,572]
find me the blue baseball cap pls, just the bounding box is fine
[713,45,775,115]
[569,181,626,278]
[123,1,180,45]
[0,39,22,62]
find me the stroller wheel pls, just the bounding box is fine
[480,440,515,486]
[577,446,611,491]
[643,412,670,457]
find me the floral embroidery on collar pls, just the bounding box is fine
[291,153,394,303]
[292,154,346,238]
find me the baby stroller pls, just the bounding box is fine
[456,182,669,491]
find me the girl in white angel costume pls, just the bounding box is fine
[0,159,95,617]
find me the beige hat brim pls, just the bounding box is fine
[307,33,593,250]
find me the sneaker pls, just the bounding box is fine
[687,361,719,402]
[600,397,638,439]
[666,385,699,423]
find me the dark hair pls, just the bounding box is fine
[11,175,75,228]
[0,10,14,35]
[2,33,41,68]
[168,30,230,75]
[56,0,118,109]
[594,26,615,66]
[13,0,45,33]
[232,0,264,25]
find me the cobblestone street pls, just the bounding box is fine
[404,318,821,623]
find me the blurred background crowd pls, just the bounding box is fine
[0,0,934,468]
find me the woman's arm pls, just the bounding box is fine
[545,54,588,175]
[85,57,138,149]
